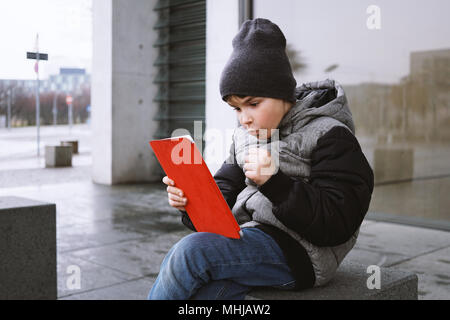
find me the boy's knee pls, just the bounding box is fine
[176,232,216,254]
[162,233,219,283]
[171,233,221,265]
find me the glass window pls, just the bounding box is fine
[255,0,450,229]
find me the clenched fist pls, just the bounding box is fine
[243,147,277,186]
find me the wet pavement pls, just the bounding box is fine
[0,124,449,300]
[1,180,191,299]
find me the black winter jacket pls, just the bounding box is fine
[181,125,374,289]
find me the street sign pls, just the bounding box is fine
[66,95,73,105]
[26,52,48,60]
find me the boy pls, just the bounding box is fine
[148,18,374,300]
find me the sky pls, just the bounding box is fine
[0,0,449,85]
[0,0,92,80]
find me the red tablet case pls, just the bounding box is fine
[149,136,241,239]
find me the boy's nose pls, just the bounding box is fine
[240,113,252,125]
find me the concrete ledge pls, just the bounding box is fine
[45,145,72,167]
[0,196,57,300]
[246,261,418,300]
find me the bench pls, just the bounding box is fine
[45,145,72,167]
[0,196,57,300]
[246,260,418,300]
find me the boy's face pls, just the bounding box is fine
[226,96,293,139]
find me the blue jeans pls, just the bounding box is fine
[148,227,296,300]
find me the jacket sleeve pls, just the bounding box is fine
[180,141,246,231]
[257,126,374,247]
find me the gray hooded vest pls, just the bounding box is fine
[229,79,359,287]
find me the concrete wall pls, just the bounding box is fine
[204,0,240,175]
[93,0,241,182]
[92,0,160,184]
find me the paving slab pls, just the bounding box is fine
[59,277,155,300]
[57,221,152,253]
[354,221,450,258]
[390,246,450,300]
[57,253,137,298]
[344,247,409,268]
[69,231,190,278]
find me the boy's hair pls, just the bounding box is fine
[224,94,292,105]
[224,94,247,103]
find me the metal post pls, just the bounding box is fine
[7,88,11,130]
[66,92,73,132]
[69,102,73,131]
[26,34,47,157]
[36,54,40,157]
[53,92,57,126]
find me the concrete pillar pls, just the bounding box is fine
[204,0,240,175]
[92,0,160,184]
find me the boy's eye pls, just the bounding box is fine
[230,101,258,111]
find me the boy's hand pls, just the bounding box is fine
[244,147,276,186]
[163,176,188,212]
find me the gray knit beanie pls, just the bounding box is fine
[220,18,297,103]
